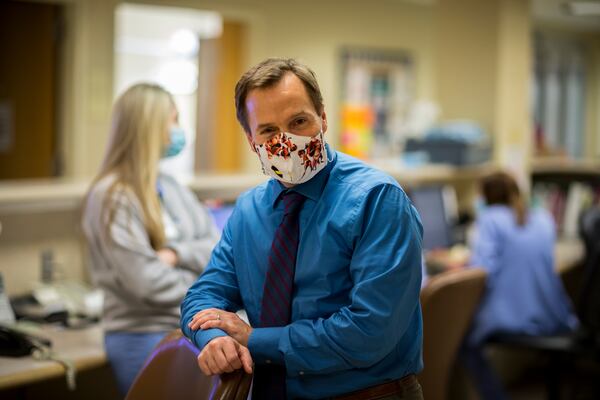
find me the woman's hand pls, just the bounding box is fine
[157,248,178,266]
[188,308,253,347]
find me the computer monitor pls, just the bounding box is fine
[408,185,457,251]
[207,203,236,232]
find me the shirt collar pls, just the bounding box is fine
[269,144,336,209]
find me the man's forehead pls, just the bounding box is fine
[247,78,313,117]
[248,74,307,102]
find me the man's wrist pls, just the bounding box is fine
[240,326,253,347]
[192,327,228,350]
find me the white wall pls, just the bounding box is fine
[63,0,439,175]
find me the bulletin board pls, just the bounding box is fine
[339,48,415,160]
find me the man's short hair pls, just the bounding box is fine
[235,58,324,134]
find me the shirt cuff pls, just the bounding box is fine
[248,327,285,365]
[185,326,227,350]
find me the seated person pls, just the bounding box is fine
[460,171,578,400]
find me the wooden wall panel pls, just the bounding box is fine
[0,1,58,179]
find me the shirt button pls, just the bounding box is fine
[266,359,272,364]
[299,371,305,376]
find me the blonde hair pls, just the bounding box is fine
[88,83,174,249]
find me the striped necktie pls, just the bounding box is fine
[253,190,306,400]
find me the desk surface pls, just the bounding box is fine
[0,324,106,390]
[555,238,585,274]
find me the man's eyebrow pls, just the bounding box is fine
[256,122,276,132]
[288,111,311,120]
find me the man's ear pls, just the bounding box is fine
[245,132,257,152]
[321,110,328,134]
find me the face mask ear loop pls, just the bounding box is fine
[321,131,334,163]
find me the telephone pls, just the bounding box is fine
[0,271,103,328]
[0,273,52,357]
[0,324,52,357]
[10,292,69,324]
[10,281,103,327]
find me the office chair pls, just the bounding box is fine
[125,330,252,400]
[419,268,487,400]
[487,205,600,400]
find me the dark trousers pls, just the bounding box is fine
[330,375,424,400]
[460,343,509,400]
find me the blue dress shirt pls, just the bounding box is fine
[181,147,424,399]
[466,205,578,346]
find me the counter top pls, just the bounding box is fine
[0,174,266,214]
[0,323,106,390]
[0,163,496,214]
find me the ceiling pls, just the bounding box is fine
[532,0,600,31]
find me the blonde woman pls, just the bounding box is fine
[82,83,219,396]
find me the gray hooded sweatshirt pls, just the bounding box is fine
[82,173,220,333]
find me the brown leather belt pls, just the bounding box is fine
[332,374,418,400]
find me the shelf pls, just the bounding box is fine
[0,174,267,214]
[0,162,496,214]
[0,179,89,214]
[372,160,498,186]
[187,174,268,201]
[531,157,600,176]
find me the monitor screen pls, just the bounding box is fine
[207,203,235,232]
[408,186,454,251]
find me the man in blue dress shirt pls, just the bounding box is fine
[181,58,424,399]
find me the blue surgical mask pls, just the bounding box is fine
[163,126,186,158]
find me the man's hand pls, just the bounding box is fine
[188,308,253,346]
[198,336,253,376]
[157,248,178,266]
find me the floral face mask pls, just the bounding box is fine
[253,131,327,185]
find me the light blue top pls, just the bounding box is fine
[467,205,578,346]
[181,146,424,399]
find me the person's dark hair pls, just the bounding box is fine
[481,171,527,226]
[234,58,324,133]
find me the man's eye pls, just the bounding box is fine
[293,118,307,127]
[261,128,277,135]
